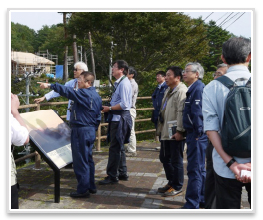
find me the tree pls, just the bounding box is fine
[200,20,234,72]
[11,22,36,53]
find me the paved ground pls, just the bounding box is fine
[16,141,250,210]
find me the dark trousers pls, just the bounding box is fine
[204,141,216,209]
[107,121,127,178]
[11,184,19,209]
[184,132,207,209]
[159,140,185,191]
[215,173,251,209]
[71,126,96,194]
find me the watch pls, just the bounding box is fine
[226,158,236,168]
[109,106,112,111]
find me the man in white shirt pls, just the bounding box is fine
[125,66,139,157]
[11,93,29,209]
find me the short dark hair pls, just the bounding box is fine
[166,66,183,81]
[128,66,137,78]
[156,71,166,77]
[222,37,251,65]
[113,60,129,75]
[80,71,95,85]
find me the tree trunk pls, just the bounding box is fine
[88,31,96,80]
[72,34,78,63]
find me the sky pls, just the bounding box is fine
[10,10,252,38]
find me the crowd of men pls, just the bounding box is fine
[11,36,251,210]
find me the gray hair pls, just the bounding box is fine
[185,62,204,80]
[74,61,88,71]
[222,37,251,65]
[217,63,228,69]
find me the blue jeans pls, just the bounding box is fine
[184,132,207,209]
[71,126,96,194]
[159,140,185,191]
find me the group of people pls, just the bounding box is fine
[151,37,251,209]
[11,36,251,210]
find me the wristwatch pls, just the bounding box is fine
[109,106,112,111]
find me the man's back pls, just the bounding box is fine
[203,65,251,179]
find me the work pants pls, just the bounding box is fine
[159,139,185,191]
[11,183,19,209]
[215,173,251,209]
[204,141,216,209]
[126,108,137,153]
[184,132,207,209]
[107,121,127,178]
[71,126,96,194]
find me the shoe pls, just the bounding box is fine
[70,191,90,198]
[118,174,129,181]
[98,176,119,185]
[125,152,137,157]
[157,184,171,193]
[155,147,161,150]
[162,187,182,197]
[89,189,97,194]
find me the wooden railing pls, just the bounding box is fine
[15,97,156,165]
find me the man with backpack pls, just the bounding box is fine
[202,37,251,209]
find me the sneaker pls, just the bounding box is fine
[125,152,137,157]
[89,189,97,194]
[157,184,171,193]
[155,147,161,150]
[118,174,129,181]
[162,187,182,197]
[98,176,119,185]
[70,191,90,198]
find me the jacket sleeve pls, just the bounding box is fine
[50,83,87,104]
[176,87,187,133]
[190,87,205,138]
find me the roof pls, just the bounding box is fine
[11,51,55,66]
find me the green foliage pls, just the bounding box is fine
[67,12,210,80]
[11,22,36,52]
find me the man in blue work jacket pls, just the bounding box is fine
[99,60,132,185]
[151,71,168,129]
[37,71,102,198]
[182,62,208,209]
[34,61,88,122]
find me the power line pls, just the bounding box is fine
[219,12,240,27]
[203,12,214,21]
[224,12,246,30]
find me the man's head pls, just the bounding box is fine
[183,62,204,86]
[213,63,228,79]
[156,71,166,84]
[74,61,88,78]
[127,66,137,80]
[221,37,251,66]
[77,71,95,89]
[165,66,183,88]
[112,60,129,79]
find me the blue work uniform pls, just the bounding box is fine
[151,82,168,128]
[51,83,102,194]
[45,79,78,121]
[182,79,208,209]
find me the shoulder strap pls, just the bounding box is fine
[246,77,251,88]
[215,75,234,89]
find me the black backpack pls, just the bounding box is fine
[216,76,251,158]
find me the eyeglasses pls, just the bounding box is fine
[182,70,195,74]
[74,68,83,71]
[213,72,223,77]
